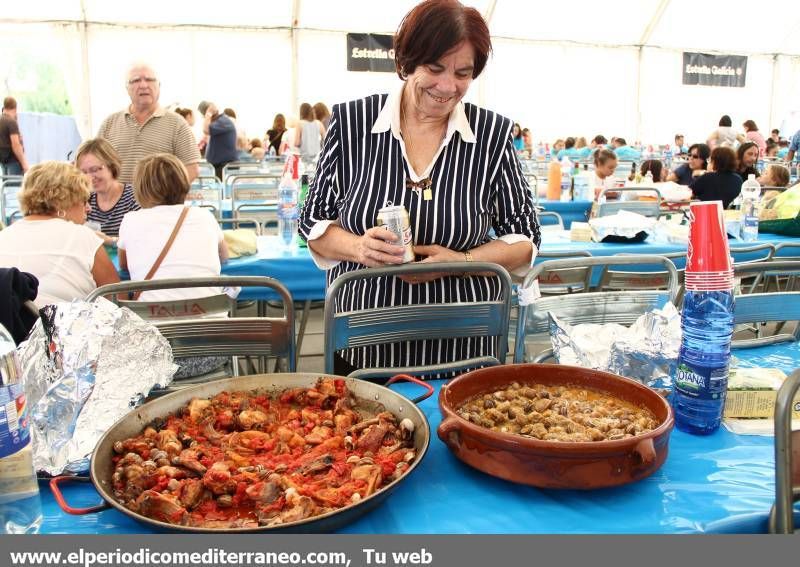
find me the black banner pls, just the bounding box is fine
[682,52,747,87]
[346,33,396,73]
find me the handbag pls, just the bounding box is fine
[131,207,190,300]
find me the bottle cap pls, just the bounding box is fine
[686,200,733,276]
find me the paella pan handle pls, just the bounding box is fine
[50,476,111,515]
[385,374,435,404]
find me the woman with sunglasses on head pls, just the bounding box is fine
[75,138,140,247]
[689,147,742,209]
[668,143,710,185]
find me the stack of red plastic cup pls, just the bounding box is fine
[684,201,733,291]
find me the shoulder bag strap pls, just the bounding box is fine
[131,206,190,300]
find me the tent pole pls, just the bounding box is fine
[768,54,778,133]
[291,0,300,117]
[79,0,92,136]
[637,0,671,144]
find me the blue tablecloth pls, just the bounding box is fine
[36,341,798,534]
[538,200,592,229]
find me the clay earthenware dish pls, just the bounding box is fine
[438,363,674,490]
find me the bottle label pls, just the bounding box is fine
[0,446,39,499]
[0,384,31,460]
[674,361,729,401]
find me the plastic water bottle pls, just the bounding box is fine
[560,157,572,202]
[740,174,760,242]
[672,290,735,435]
[664,145,673,170]
[277,172,299,249]
[0,324,42,534]
[537,142,545,161]
[572,163,592,201]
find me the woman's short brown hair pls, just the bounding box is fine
[133,153,190,208]
[74,138,122,179]
[299,102,314,121]
[19,161,90,216]
[393,0,492,80]
[710,147,737,173]
[766,164,790,187]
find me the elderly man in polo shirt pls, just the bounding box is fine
[98,63,200,184]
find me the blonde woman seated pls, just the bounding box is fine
[118,154,230,378]
[0,162,119,307]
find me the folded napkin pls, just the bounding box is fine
[223,228,258,259]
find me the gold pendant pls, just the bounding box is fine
[423,188,433,201]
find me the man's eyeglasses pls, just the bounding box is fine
[81,165,105,176]
[127,76,158,85]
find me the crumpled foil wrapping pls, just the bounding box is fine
[589,210,656,241]
[17,298,177,476]
[550,303,682,389]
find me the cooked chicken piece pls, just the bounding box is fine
[177,479,206,510]
[202,461,234,495]
[135,490,188,525]
[245,480,281,504]
[237,409,269,430]
[172,448,207,475]
[351,463,383,497]
[157,429,182,456]
[187,398,211,421]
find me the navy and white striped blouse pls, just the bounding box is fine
[87,183,140,237]
[299,91,540,371]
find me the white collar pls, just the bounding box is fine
[371,83,476,144]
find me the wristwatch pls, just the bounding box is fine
[464,250,473,262]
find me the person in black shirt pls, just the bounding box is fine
[690,146,742,209]
[736,141,760,180]
[266,113,287,156]
[668,143,709,185]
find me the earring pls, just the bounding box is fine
[57,210,66,218]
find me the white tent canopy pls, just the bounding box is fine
[2,0,800,146]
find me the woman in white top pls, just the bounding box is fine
[295,102,326,164]
[118,153,230,379]
[592,148,619,200]
[0,161,119,307]
[118,153,229,302]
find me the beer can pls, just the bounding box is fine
[376,203,415,263]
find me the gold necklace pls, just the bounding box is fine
[400,102,443,201]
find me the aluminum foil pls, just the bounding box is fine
[17,298,177,475]
[550,303,682,389]
[589,210,656,241]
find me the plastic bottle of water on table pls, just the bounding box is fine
[672,201,734,435]
[0,324,42,533]
[740,174,761,242]
[278,160,300,250]
[559,157,572,202]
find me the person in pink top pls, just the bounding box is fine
[742,119,767,156]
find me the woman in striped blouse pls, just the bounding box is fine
[299,0,540,375]
[76,138,140,246]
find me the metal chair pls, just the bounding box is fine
[601,251,687,304]
[537,210,564,231]
[770,369,800,534]
[533,250,593,294]
[731,262,800,348]
[513,255,679,363]
[324,262,512,380]
[596,187,663,218]
[229,173,281,229]
[0,174,23,225]
[87,276,296,382]
[186,178,223,217]
[197,161,215,178]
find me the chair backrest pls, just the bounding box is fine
[730,242,775,265]
[1,175,23,224]
[87,276,296,370]
[323,262,512,380]
[774,241,800,261]
[514,255,679,363]
[731,261,800,347]
[770,369,800,534]
[534,250,592,294]
[596,187,663,218]
[537,210,564,231]
[197,161,215,178]
[222,161,268,185]
[186,177,223,216]
[600,251,687,293]
[218,217,263,235]
[229,173,282,226]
